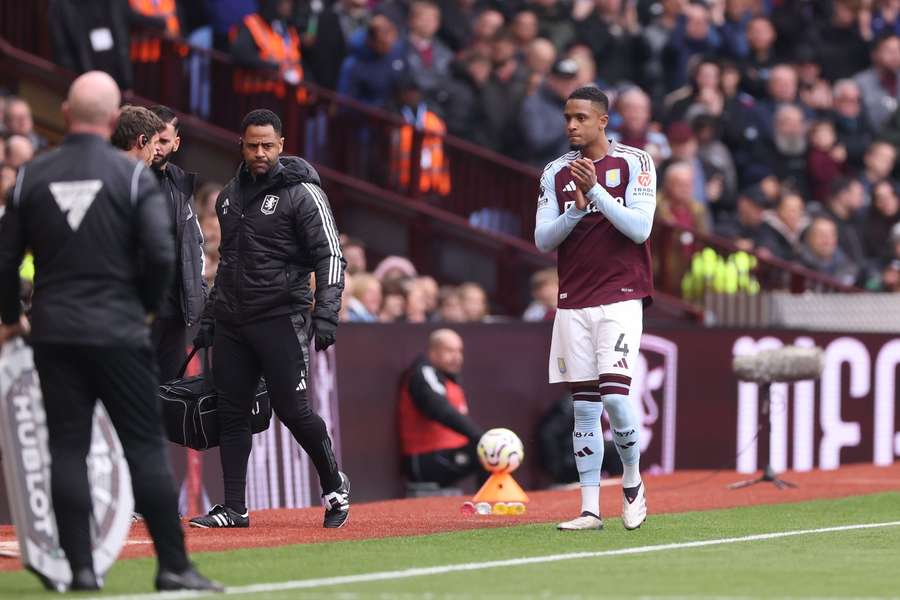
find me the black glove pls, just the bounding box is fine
[311,317,337,351]
[193,320,215,349]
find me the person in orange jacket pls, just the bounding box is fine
[230,0,305,97]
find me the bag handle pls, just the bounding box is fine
[177,346,202,378]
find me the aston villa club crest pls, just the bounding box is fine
[605,169,621,187]
[261,195,279,215]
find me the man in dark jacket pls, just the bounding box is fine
[149,105,206,382]
[189,109,349,529]
[48,0,133,90]
[398,329,483,487]
[0,72,219,593]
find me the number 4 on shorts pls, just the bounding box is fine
[615,333,629,355]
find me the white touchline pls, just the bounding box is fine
[90,520,900,600]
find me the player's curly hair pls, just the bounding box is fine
[567,87,609,114]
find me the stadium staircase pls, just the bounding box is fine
[0,2,856,322]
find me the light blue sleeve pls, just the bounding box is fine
[534,167,587,252]
[586,156,657,244]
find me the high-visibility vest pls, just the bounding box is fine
[398,367,471,456]
[232,14,306,102]
[129,0,180,63]
[391,106,451,196]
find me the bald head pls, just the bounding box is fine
[427,328,464,374]
[64,71,121,136]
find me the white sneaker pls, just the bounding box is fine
[622,482,647,530]
[557,511,603,530]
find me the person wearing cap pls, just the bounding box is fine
[519,57,581,167]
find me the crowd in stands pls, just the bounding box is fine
[12,0,900,308]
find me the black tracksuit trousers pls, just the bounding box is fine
[32,343,189,574]
[213,313,341,513]
[151,317,188,383]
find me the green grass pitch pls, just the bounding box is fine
[1,492,898,598]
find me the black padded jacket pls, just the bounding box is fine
[203,156,345,326]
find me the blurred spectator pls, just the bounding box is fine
[565,43,601,89]
[869,0,900,38]
[404,279,429,323]
[875,222,900,290]
[465,8,504,58]
[831,79,873,169]
[798,216,860,286]
[573,0,640,86]
[348,272,382,321]
[337,13,407,107]
[435,0,477,53]
[817,0,871,81]
[128,0,184,66]
[389,76,451,197]
[380,279,408,322]
[770,0,828,61]
[437,285,466,322]
[208,0,257,51]
[807,120,848,203]
[374,255,418,283]
[530,0,576,51]
[48,0,134,90]
[864,179,900,259]
[195,181,222,220]
[4,98,48,152]
[715,185,772,252]
[0,163,17,201]
[230,0,305,94]
[398,329,483,487]
[756,63,799,141]
[662,2,721,91]
[297,0,369,90]
[611,87,671,165]
[522,268,558,321]
[338,271,355,322]
[640,0,684,104]
[457,282,488,322]
[664,56,721,124]
[693,114,738,215]
[482,30,530,157]
[756,192,809,262]
[718,0,754,61]
[342,238,367,275]
[404,1,454,105]
[415,275,440,319]
[525,38,558,94]
[511,8,540,55]
[819,177,867,267]
[854,34,900,131]
[444,53,492,144]
[520,57,581,167]
[4,135,35,170]
[762,104,809,197]
[655,161,711,293]
[858,140,897,206]
[661,121,719,210]
[740,15,779,99]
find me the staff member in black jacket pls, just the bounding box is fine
[189,109,350,529]
[148,105,207,381]
[0,72,220,593]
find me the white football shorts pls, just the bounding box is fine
[548,299,643,384]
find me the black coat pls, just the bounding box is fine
[154,163,207,326]
[0,134,174,346]
[204,156,345,326]
[48,0,133,90]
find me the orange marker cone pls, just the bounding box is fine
[472,472,529,504]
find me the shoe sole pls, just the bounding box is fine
[623,515,647,530]
[188,521,249,529]
[556,522,604,531]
